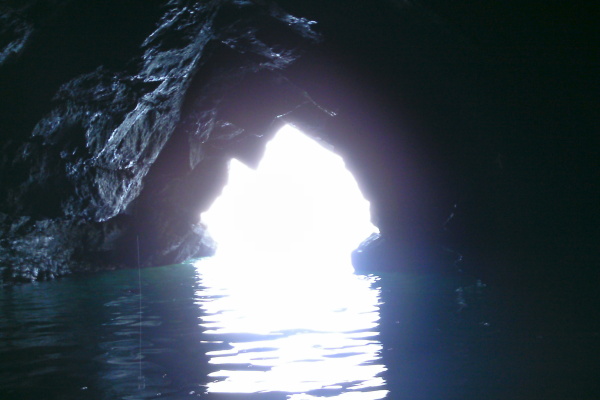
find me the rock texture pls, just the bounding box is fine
[0,0,597,289]
[0,0,324,282]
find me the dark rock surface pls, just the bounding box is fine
[0,0,597,298]
[0,0,323,281]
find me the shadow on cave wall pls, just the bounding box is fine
[0,0,597,294]
[0,0,341,282]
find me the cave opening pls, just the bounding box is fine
[194,125,386,397]
[200,123,379,276]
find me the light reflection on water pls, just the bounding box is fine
[0,262,389,399]
[194,258,388,399]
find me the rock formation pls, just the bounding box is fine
[0,0,596,290]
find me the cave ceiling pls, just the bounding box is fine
[0,0,596,284]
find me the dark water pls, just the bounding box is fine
[1,261,598,400]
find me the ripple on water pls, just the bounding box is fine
[194,259,388,399]
[1,264,391,400]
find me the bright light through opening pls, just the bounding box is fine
[201,124,378,273]
[195,125,386,399]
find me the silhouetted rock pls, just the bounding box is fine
[0,0,596,290]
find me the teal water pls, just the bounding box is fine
[1,262,388,400]
[1,261,597,399]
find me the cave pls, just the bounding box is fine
[201,123,378,272]
[0,1,597,399]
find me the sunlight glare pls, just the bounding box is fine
[195,124,386,398]
[200,124,378,273]
[194,258,387,398]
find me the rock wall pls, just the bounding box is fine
[0,0,325,282]
[0,0,596,289]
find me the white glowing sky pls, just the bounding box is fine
[200,124,378,273]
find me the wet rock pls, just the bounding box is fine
[2,0,594,290]
[0,0,322,282]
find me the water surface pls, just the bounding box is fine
[1,261,596,399]
[1,261,388,399]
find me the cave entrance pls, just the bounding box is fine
[200,124,378,274]
[195,124,386,398]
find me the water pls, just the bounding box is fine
[1,261,597,399]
